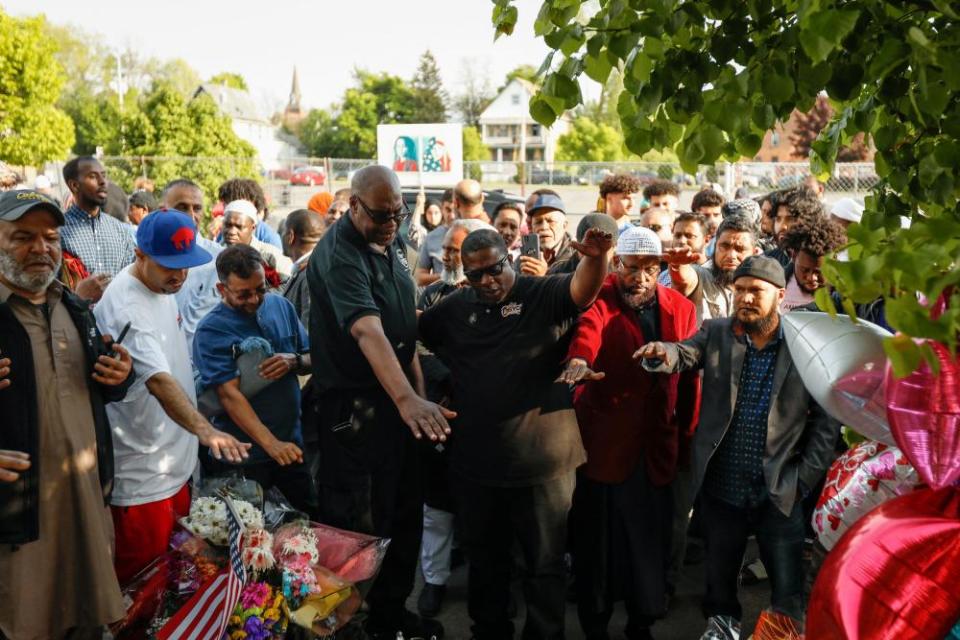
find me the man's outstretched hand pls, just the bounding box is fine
[662,247,702,267]
[571,227,614,258]
[556,358,606,385]
[633,342,669,363]
[398,395,456,442]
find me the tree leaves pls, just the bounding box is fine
[798,9,861,63]
[493,0,960,374]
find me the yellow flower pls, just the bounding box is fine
[265,607,280,621]
[229,615,242,626]
[229,631,247,640]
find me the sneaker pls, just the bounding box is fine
[417,583,446,618]
[699,615,741,640]
[738,558,768,585]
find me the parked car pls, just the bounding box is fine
[518,168,583,185]
[400,188,525,224]
[290,166,326,186]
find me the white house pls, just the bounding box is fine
[193,83,302,171]
[478,78,572,165]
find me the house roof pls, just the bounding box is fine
[193,83,268,123]
[478,77,571,124]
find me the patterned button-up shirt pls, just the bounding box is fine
[61,205,136,276]
[704,326,782,509]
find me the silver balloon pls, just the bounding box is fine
[782,311,894,444]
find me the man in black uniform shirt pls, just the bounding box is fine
[419,227,613,640]
[307,165,453,640]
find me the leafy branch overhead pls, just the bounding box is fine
[493,0,960,373]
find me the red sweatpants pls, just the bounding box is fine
[111,484,191,586]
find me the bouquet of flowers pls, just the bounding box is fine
[117,485,389,640]
[180,496,264,546]
[273,522,360,636]
[227,581,288,640]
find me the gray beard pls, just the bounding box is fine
[440,265,465,286]
[0,248,60,293]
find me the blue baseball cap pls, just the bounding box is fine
[527,193,566,217]
[136,209,212,269]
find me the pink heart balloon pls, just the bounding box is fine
[885,340,960,489]
[807,487,960,640]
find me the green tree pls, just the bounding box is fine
[497,64,541,94]
[297,71,418,157]
[555,116,623,161]
[452,59,495,126]
[208,72,249,91]
[0,10,75,165]
[411,51,448,122]
[495,0,960,372]
[94,84,257,209]
[463,125,489,179]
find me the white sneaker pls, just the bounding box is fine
[699,615,741,640]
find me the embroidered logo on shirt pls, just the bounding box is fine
[501,302,523,318]
[395,248,410,270]
[468,312,478,325]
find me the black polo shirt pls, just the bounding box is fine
[419,274,587,487]
[307,214,417,393]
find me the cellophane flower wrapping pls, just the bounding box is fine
[115,484,390,640]
[226,581,288,640]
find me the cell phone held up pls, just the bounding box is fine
[521,233,541,260]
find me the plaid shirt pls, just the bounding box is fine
[61,204,136,276]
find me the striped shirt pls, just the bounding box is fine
[61,205,136,276]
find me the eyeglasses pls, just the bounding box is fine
[616,262,661,278]
[356,197,410,225]
[645,224,664,233]
[222,284,267,301]
[464,255,509,283]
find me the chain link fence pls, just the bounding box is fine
[35,156,878,215]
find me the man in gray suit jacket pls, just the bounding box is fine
[636,255,838,636]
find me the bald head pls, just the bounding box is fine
[351,165,401,200]
[348,165,404,247]
[454,179,487,221]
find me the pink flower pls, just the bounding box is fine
[240,582,271,610]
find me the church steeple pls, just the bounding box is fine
[287,67,302,114]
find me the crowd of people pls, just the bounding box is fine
[0,155,876,640]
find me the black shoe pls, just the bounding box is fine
[450,547,466,569]
[684,541,705,565]
[417,583,446,618]
[368,609,445,640]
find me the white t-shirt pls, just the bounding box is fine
[781,275,814,313]
[94,265,199,507]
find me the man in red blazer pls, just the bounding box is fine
[559,225,700,640]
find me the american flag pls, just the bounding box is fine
[158,495,247,640]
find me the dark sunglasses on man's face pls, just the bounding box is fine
[356,197,410,225]
[464,255,509,283]
[645,223,664,233]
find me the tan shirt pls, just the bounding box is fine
[0,282,125,639]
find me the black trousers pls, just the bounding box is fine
[314,389,423,629]
[700,492,806,621]
[571,465,672,639]
[204,456,319,520]
[454,470,575,640]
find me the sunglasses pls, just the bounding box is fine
[464,255,509,283]
[645,224,665,233]
[356,197,410,225]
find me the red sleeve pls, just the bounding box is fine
[675,301,702,467]
[566,292,609,366]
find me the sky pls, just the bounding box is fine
[5,0,599,117]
